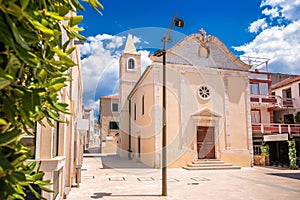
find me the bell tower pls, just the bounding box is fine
[118,34,141,158]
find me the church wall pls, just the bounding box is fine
[221,76,251,167]
[130,69,157,167]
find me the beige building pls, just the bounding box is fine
[117,32,253,168]
[21,12,86,199]
[99,95,120,153]
[250,71,300,166]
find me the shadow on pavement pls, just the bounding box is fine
[267,172,300,180]
[101,154,151,169]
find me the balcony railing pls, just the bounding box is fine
[252,123,300,134]
[250,94,294,108]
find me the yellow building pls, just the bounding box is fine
[118,32,253,168]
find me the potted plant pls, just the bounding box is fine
[260,144,270,166]
[254,144,270,166]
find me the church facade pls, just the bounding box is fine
[117,32,253,168]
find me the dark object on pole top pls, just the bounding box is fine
[175,18,184,27]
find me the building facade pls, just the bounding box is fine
[118,32,253,168]
[99,95,120,153]
[21,12,86,199]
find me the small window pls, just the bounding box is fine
[142,95,144,115]
[298,83,300,97]
[127,58,135,70]
[109,121,119,130]
[134,103,137,120]
[112,103,118,112]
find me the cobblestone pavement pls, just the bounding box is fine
[67,148,300,200]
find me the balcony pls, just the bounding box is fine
[250,94,294,108]
[252,123,300,135]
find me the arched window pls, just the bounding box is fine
[127,58,135,70]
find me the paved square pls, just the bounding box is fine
[67,154,300,200]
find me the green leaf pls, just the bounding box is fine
[48,83,65,93]
[0,118,7,125]
[0,79,10,89]
[66,46,76,55]
[70,0,85,11]
[38,69,47,83]
[32,172,44,182]
[20,0,30,10]
[68,15,83,27]
[0,129,23,146]
[29,19,54,35]
[5,14,30,50]
[46,11,65,21]
[48,77,66,86]
[0,12,15,47]
[22,91,41,112]
[82,0,104,15]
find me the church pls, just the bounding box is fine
[117,31,253,168]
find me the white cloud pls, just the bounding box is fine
[234,0,300,74]
[138,50,153,71]
[81,34,123,111]
[261,0,300,21]
[262,7,280,18]
[234,21,300,74]
[81,34,152,112]
[249,18,268,33]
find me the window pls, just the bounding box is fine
[298,83,300,97]
[141,95,144,115]
[112,102,118,112]
[260,83,268,95]
[52,121,59,157]
[198,85,211,100]
[250,83,268,95]
[251,110,261,123]
[283,88,292,99]
[134,103,136,120]
[250,83,259,94]
[127,58,135,70]
[109,121,119,130]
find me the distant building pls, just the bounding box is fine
[84,109,99,148]
[99,95,120,153]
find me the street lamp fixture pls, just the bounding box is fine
[154,12,184,197]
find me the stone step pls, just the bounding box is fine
[193,159,225,164]
[183,165,241,170]
[183,159,241,170]
[188,163,233,168]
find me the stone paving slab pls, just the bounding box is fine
[67,154,300,200]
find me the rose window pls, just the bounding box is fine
[198,85,211,100]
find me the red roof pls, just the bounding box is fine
[272,76,300,90]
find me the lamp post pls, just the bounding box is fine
[153,13,184,196]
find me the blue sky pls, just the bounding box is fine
[78,0,300,113]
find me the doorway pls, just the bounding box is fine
[197,126,215,159]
